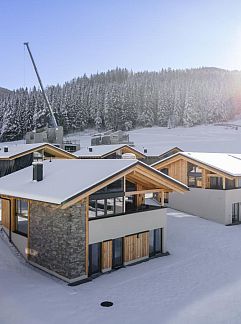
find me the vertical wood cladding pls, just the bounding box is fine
[102,240,112,270]
[124,232,149,263]
[29,201,86,280]
[1,198,16,231]
[166,159,188,185]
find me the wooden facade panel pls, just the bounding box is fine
[124,232,149,263]
[2,199,9,228]
[156,154,234,183]
[136,184,145,207]
[164,159,188,185]
[1,198,16,230]
[102,240,112,270]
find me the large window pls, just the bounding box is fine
[112,238,123,269]
[149,228,163,257]
[89,178,125,219]
[95,178,124,194]
[225,179,235,190]
[125,195,137,213]
[188,163,202,188]
[232,203,241,223]
[89,196,124,219]
[237,178,241,188]
[88,243,101,275]
[15,200,28,236]
[210,177,223,189]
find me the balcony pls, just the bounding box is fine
[88,205,166,244]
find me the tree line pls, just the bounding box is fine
[0,67,241,141]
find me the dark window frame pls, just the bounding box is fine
[232,202,241,223]
[88,242,102,276]
[210,176,223,190]
[89,195,124,219]
[149,228,163,257]
[112,237,124,269]
[15,199,29,237]
[187,163,202,188]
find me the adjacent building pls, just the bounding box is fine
[153,152,241,225]
[0,159,187,284]
[74,144,146,160]
[91,130,132,146]
[0,143,76,178]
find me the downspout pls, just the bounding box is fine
[1,197,12,243]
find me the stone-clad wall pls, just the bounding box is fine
[29,201,86,280]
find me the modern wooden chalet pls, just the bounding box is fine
[153,152,241,225]
[74,144,183,166]
[0,159,187,284]
[0,143,76,178]
[74,144,146,160]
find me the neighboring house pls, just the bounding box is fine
[0,143,76,178]
[26,127,80,152]
[139,146,183,165]
[74,144,182,164]
[0,159,187,284]
[91,130,132,146]
[74,144,146,160]
[153,152,241,225]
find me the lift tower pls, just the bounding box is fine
[23,42,58,128]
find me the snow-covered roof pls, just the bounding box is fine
[0,159,188,205]
[0,143,75,159]
[134,145,182,157]
[156,152,241,177]
[74,144,145,158]
[0,159,137,204]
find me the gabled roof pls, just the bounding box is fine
[135,145,182,157]
[0,143,76,160]
[74,144,146,158]
[153,151,241,177]
[0,159,188,205]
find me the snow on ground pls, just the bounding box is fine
[3,121,241,155]
[2,210,241,324]
[65,121,241,155]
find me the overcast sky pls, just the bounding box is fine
[1,0,241,90]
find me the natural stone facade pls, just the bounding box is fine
[29,201,86,280]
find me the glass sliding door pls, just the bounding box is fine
[112,238,123,268]
[232,203,241,223]
[149,230,155,257]
[154,228,162,254]
[15,200,29,236]
[112,238,123,269]
[149,228,163,257]
[88,243,101,276]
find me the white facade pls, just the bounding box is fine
[89,208,167,252]
[169,188,241,225]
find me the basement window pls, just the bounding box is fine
[15,200,28,237]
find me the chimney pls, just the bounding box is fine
[33,162,43,181]
[89,147,93,152]
[144,148,147,154]
[4,146,8,153]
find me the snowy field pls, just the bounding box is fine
[2,121,241,155]
[2,210,241,324]
[65,120,241,155]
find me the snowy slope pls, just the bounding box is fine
[2,210,241,324]
[65,122,241,156]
